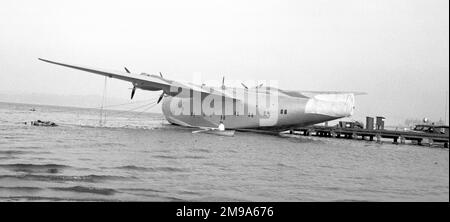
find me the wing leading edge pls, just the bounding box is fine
[38,58,240,100]
[39,58,171,91]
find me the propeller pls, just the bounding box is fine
[240,82,263,89]
[157,92,164,104]
[221,76,226,90]
[131,86,136,100]
[125,67,137,100]
[125,68,166,103]
[156,72,166,104]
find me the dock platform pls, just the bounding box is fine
[287,125,449,148]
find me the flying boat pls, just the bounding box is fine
[39,58,364,136]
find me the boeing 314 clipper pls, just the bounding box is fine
[39,58,364,136]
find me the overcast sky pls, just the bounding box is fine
[0,0,448,124]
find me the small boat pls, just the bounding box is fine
[192,128,235,137]
[191,122,235,136]
[30,120,58,127]
[204,129,235,137]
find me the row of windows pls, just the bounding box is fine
[280,109,288,115]
[188,111,284,117]
[189,112,255,118]
[220,114,255,119]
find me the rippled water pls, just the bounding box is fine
[0,102,448,201]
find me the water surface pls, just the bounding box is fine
[0,102,448,201]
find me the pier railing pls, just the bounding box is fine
[289,125,449,148]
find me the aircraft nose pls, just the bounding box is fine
[304,93,356,117]
[345,93,355,116]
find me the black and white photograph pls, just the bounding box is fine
[0,0,448,215]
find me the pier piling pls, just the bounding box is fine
[285,124,448,148]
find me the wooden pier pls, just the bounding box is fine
[287,125,449,148]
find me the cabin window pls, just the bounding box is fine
[280,109,283,114]
[284,110,287,115]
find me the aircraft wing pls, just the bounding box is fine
[38,58,239,100]
[39,58,171,91]
[298,90,367,95]
[278,89,366,99]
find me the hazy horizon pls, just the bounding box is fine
[0,0,448,125]
[0,90,445,126]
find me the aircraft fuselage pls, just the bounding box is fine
[161,89,355,130]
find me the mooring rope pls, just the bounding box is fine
[125,102,159,119]
[95,99,151,109]
[107,99,159,116]
[99,76,108,126]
